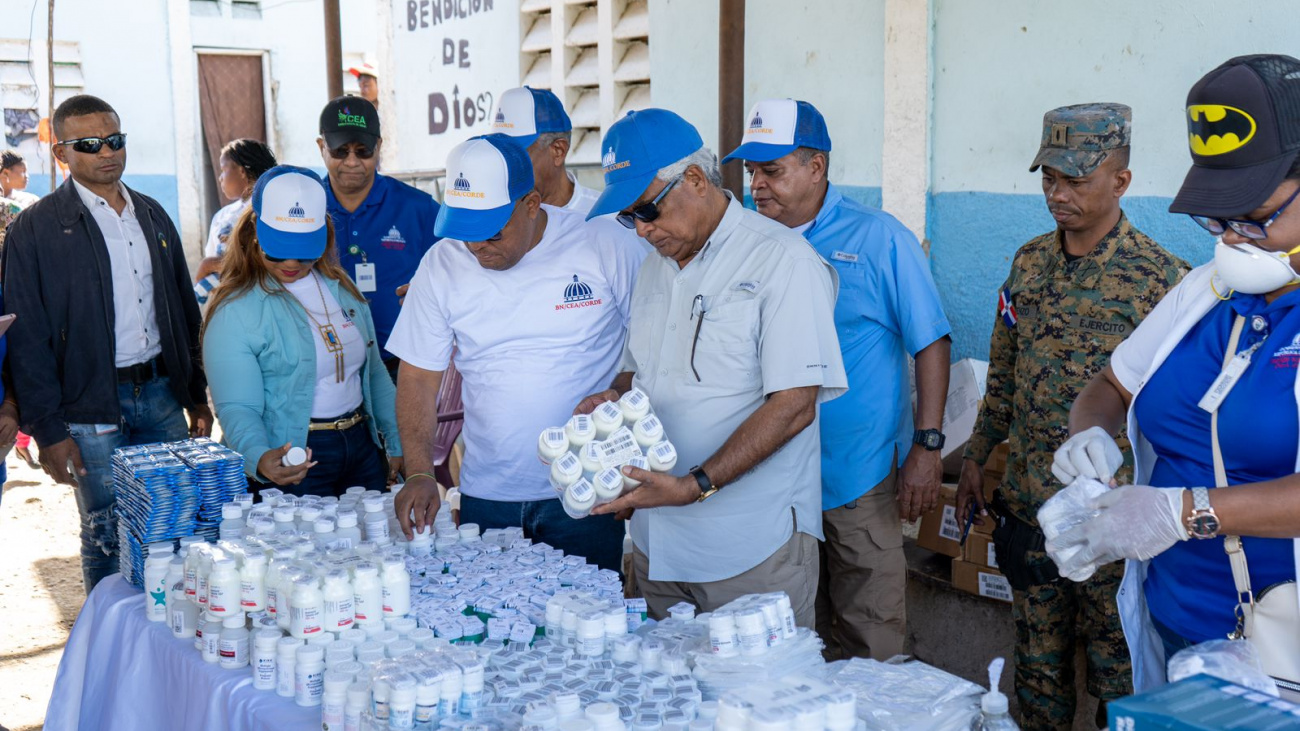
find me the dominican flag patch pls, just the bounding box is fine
[998,287,1017,328]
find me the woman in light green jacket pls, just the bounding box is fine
[202,166,401,496]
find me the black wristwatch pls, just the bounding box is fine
[913,428,946,451]
[689,466,719,502]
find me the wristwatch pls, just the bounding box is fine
[913,429,946,451]
[689,466,719,503]
[1186,487,1221,539]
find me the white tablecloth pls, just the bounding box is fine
[46,575,320,731]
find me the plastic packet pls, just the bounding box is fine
[1167,639,1278,697]
[1037,476,1109,542]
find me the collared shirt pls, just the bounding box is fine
[73,179,161,367]
[387,206,646,502]
[964,213,1187,522]
[1136,293,1300,642]
[802,184,951,509]
[562,171,601,215]
[331,173,440,360]
[204,198,248,258]
[623,196,848,583]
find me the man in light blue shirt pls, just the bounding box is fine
[724,99,952,660]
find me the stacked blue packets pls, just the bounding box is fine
[112,438,247,588]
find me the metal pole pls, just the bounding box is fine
[323,0,343,99]
[718,0,745,200]
[47,0,56,192]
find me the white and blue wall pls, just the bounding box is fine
[649,0,1300,360]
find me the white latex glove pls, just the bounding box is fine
[1044,485,1188,582]
[1037,477,1109,542]
[1051,426,1124,485]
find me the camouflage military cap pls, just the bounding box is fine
[1029,103,1132,178]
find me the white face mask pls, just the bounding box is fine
[1214,237,1300,295]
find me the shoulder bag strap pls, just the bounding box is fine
[1213,315,1255,637]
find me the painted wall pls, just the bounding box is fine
[929,0,1300,359]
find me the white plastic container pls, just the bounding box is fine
[734,608,768,657]
[632,414,665,448]
[272,506,297,534]
[321,671,351,730]
[390,677,418,730]
[575,611,606,658]
[592,400,625,439]
[276,636,302,697]
[564,414,596,449]
[362,497,389,543]
[352,562,384,627]
[381,557,411,618]
[618,388,651,422]
[648,441,679,472]
[460,660,485,715]
[415,679,440,728]
[289,576,325,639]
[407,526,432,557]
[708,611,739,657]
[549,451,583,494]
[322,569,356,632]
[334,511,362,549]
[578,440,604,478]
[142,551,173,622]
[218,613,250,669]
[252,628,280,690]
[183,542,202,600]
[276,566,304,632]
[219,503,245,540]
[345,682,369,731]
[201,612,223,663]
[169,575,199,640]
[562,479,597,519]
[294,644,326,707]
[239,553,267,612]
[313,517,337,551]
[538,427,570,464]
[282,446,308,467]
[206,558,241,617]
[197,546,218,611]
[622,455,649,490]
[593,467,624,503]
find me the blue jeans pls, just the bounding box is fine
[68,376,189,593]
[460,493,625,574]
[285,417,388,499]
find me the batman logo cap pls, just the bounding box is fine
[1171,54,1300,218]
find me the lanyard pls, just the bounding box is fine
[1198,314,1268,414]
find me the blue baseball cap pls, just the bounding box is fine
[435,134,535,242]
[251,165,328,261]
[586,108,705,220]
[720,99,832,163]
[491,86,573,149]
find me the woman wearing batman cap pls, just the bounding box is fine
[1047,54,1300,693]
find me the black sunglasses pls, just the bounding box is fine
[328,144,375,160]
[617,177,680,229]
[57,133,127,154]
[1189,187,1300,240]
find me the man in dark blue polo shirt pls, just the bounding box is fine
[318,96,439,378]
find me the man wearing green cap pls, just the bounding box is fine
[955,103,1186,729]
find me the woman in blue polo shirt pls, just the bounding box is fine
[203,166,401,497]
[1047,54,1300,691]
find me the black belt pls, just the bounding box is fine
[116,356,166,384]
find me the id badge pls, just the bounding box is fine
[1198,352,1252,414]
[355,262,377,293]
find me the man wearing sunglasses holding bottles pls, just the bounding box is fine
[2,95,212,593]
[572,109,847,628]
[723,99,952,663]
[388,134,646,572]
[317,96,440,381]
[958,103,1186,729]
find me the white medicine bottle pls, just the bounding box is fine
[207,557,241,617]
[321,569,356,632]
[289,576,325,639]
[201,612,224,663]
[218,613,250,669]
[313,517,337,550]
[240,553,268,612]
[352,562,384,627]
[381,557,411,618]
[333,511,362,549]
[252,628,280,691]
[169,572,199,640]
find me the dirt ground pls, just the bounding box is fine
[0,455,83,731]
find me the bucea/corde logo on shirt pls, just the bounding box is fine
[381,226,406,250]
[556,275,602,312]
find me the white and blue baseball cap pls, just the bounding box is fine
[721,99,832,164]
[250,165,328,260]
[586,108,705,220]
[491,86,573,149]
[435,134,536,241]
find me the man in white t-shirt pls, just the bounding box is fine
[388,133,646,572]
[491,87,600,214]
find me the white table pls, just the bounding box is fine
[46,575,319,731]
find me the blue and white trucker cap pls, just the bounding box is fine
[435,134,536,241]
[587,108,705,220]
[721,99,832,163]
[250,165,328,260]
[491,86,573,149]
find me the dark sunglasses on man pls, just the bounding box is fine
[328,144,375,160]
[617,176,680,229]
[56,133,127,154]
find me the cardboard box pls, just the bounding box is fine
[951,558,1012,603]
[962,531,998,570]
[1109,674,1300,730]
[939,359,989,474]
[916,484,962,558]
[983,442,1009,489]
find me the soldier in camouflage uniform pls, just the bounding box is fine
[956,104,1188,731]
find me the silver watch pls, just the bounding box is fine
[1186,487,1221,539]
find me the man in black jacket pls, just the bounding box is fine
[3,95,212,592]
